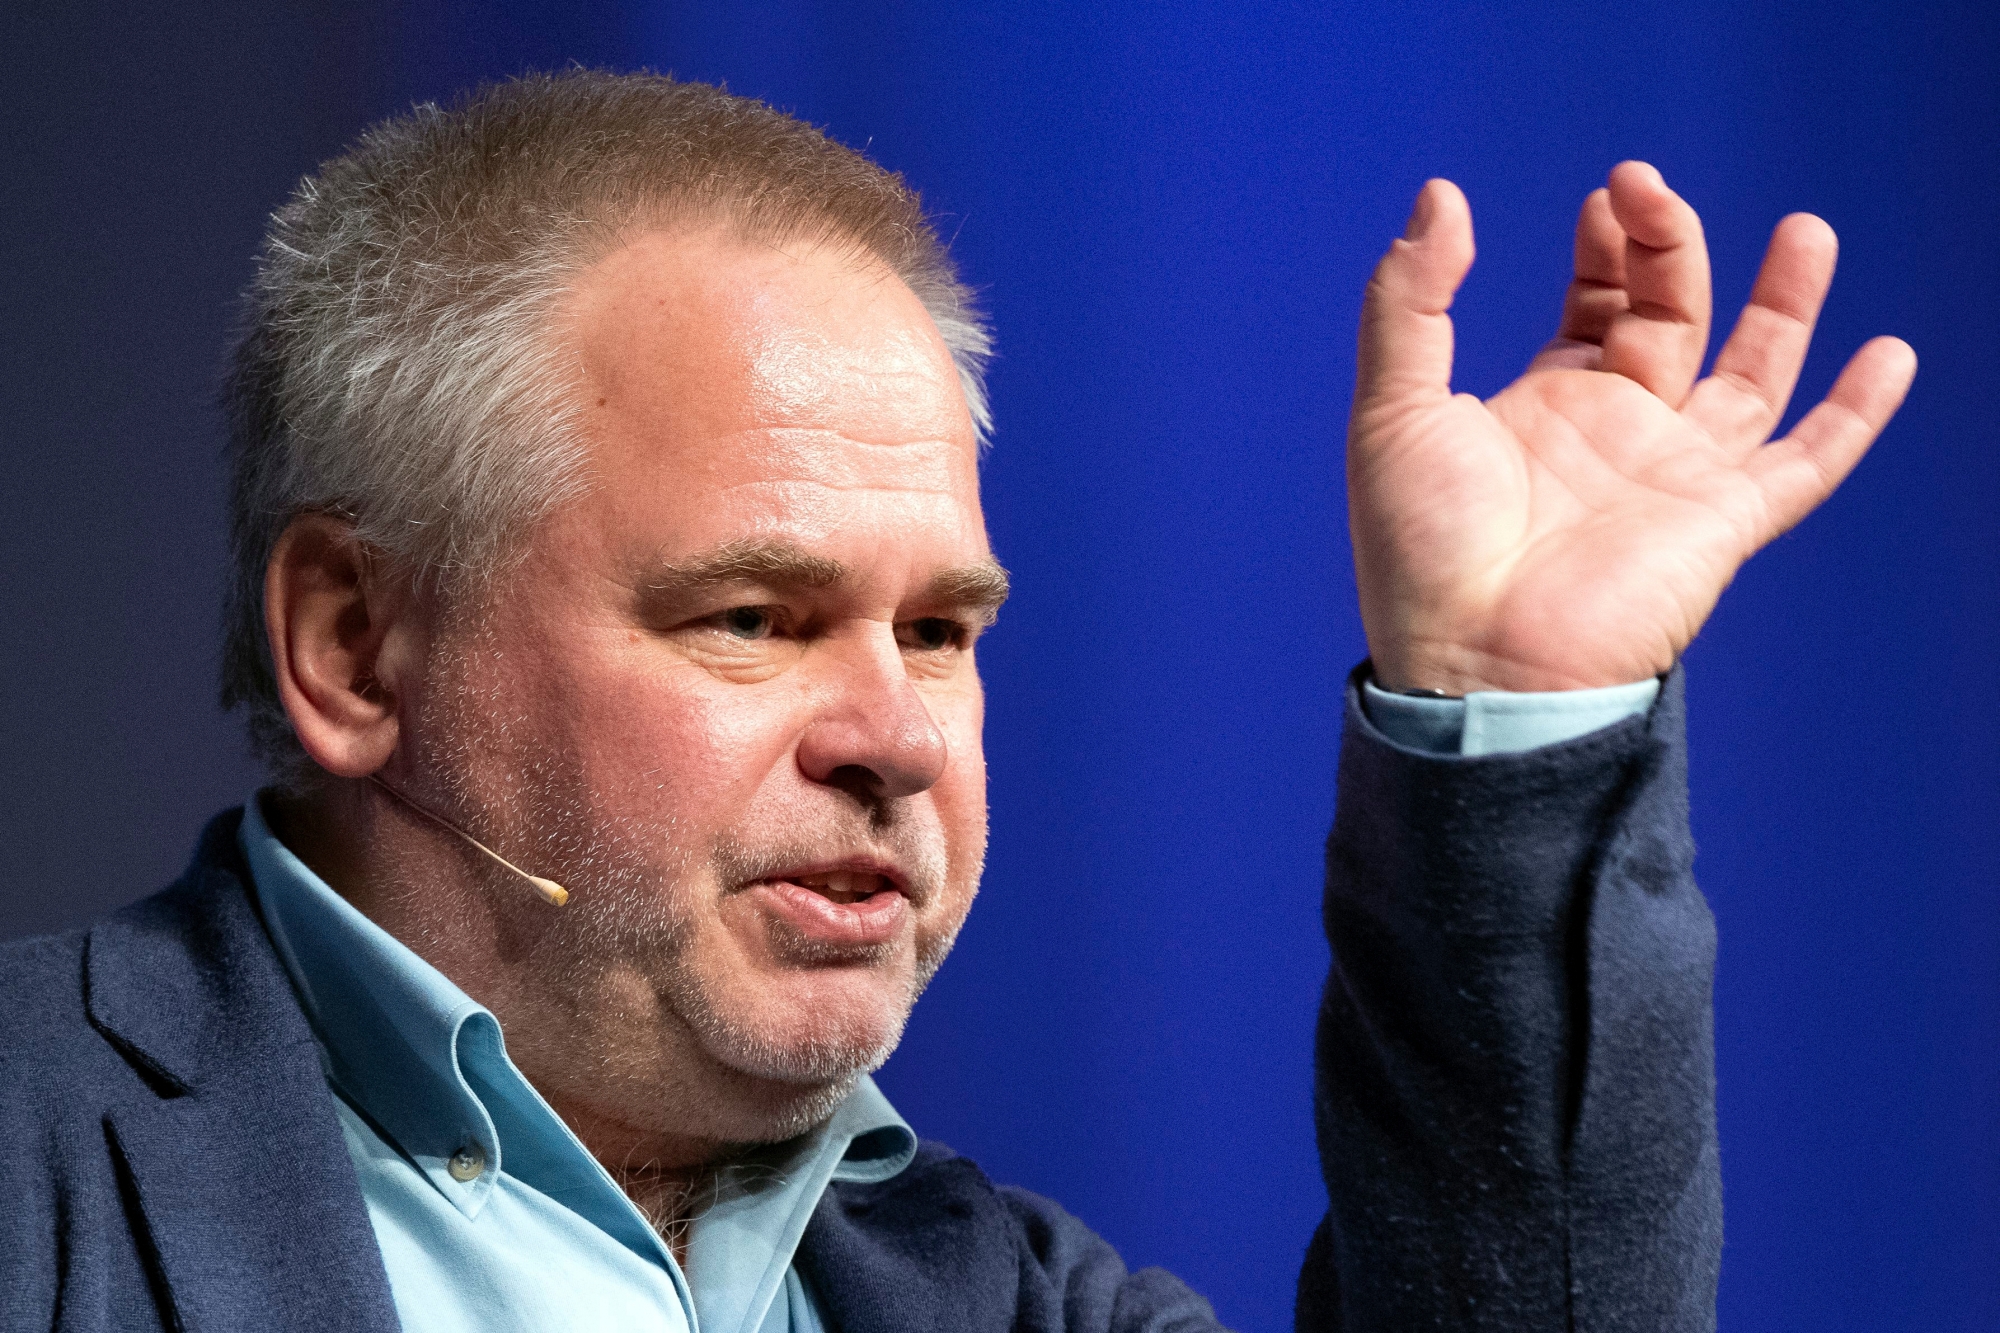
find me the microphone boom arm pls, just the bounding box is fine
[366,774,570,907]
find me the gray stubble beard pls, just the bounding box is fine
[409,628,980,1144]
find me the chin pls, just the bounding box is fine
[711,1071,867,1144]
[674,967,913,1138]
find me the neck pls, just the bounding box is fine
[551,1092,734,1262]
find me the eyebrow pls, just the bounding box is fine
[642,539,848,592]
[636,539,1010,622]
[926,561,1011,624]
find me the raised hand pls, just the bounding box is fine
[1348,162,1916,694]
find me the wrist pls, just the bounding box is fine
[1367,644,1517,696]
[1368,641,1644,696]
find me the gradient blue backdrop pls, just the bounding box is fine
[3,2,1993,1328]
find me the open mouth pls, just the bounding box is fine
[746,864,910,948]
[786,871,893,905]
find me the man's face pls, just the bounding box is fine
[405,228,999,1142]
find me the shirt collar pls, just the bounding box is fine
[242,790,506,1217]
[684,1075,915,1333]
[239,791,914,1235]
[825,1074,918,1184]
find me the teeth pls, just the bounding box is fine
[793,872,880,903]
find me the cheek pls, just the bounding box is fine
[928,703,990,917]
[936,750,987,855]
[570,672,811,819]
[488,620,808,826]
[933,682,989,838]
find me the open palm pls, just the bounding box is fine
[1348,163,1916,694]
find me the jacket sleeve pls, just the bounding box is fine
[1298,665,1720,1331]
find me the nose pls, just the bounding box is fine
[795,636,949,801]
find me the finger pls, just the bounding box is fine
[1556,187,1629,344]
[1741,336,1917,543]
[1529,189,1628,373]
[1684,213,1839,451]
[1356,178,1475,410]
[1599,161,1712,407]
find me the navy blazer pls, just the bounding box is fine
[0,672,1720,1332]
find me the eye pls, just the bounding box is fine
[719,606,774,640]
[899,617,962,652]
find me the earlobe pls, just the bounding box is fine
[265,515,409,779]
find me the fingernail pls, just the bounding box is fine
[1403,185,1436,241]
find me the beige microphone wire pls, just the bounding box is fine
[366,774,570,907]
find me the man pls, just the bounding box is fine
[0,71,1912,1332]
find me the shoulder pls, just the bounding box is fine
[0,870,208,1286]
[0,810,261,1118]
[804,1141,1225,1333]
[0,924,94,1085]
[993,1177,1226,1333]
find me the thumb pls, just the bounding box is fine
[1355,178,1475,411]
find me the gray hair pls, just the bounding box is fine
[219,70,992,778]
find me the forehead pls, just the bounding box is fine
[555,228,984,566]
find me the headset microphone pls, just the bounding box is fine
[366,774,570,907]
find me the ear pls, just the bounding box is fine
[265,514,423,779]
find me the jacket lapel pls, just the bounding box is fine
[85,814,400,1333]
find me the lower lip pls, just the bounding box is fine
[747,879,908,948]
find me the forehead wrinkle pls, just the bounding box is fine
[718,425,972,462]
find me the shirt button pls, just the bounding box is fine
[448,1143,487,1182]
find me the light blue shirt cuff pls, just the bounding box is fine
[1361,676,1661,756]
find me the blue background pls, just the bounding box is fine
[3,2,1993,1327]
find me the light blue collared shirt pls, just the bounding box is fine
[1360,676,1661,755]
[236,677,1643,1330]
[240,797,917,1333]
